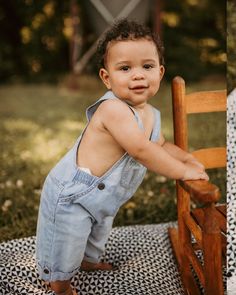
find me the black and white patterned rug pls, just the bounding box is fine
[0,222,186,295]
[227,89,236,295]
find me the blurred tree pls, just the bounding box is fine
[161,0,226,81]
[0,0,25,81]
[69,0,83,73]
[227,0,236,93]
[0,0,226,83]
[0,0,70,82]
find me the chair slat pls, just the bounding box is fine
[216,204,226,216]
[191,147,226,169]
[214,207,227,233]
[183,212,202,248]
[186,90,226,114]
[191,208,204,226]
[191,206,226,233]
[168,228,181,268]
[185,244,205,288]
[191,208,226,255]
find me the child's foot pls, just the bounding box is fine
[49,281,78,295]
[80,260,113,271]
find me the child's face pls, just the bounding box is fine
[99,38,165,106]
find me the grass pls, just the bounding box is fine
[0,75,226,242]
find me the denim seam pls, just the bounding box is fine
[37,261,80,281]
[49,174,64,190]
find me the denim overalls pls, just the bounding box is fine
[36,91,161,281]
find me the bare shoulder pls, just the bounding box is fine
[98,98,130,112]
[97,99,133,121]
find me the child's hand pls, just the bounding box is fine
[185,157,205,170]
[182,162,209,181]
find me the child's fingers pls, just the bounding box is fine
[191,160,205,169]
[197,162,205,169]
[187,158,205,169]
[188,162,205,174]
[200,172,209,181]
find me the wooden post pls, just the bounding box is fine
[172,76,188,150]
[152,0,163,37]
[203,204,224,295]
[177,184,200,295]
[70,0,81,73]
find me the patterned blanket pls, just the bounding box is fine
[227,89,236,295]
[0,222,185,295]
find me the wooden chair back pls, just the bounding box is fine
[172,76,226,169]
[169,76,227,295]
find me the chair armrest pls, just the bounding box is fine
[178,180,220,203]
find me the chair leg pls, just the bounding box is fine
[203,205,224,295]
[181,256,201,295]
[176,184,201,295]
[168,228,201,295]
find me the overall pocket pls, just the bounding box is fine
[58,181,95,204]
[120,158,144,189]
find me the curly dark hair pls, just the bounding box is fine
[96,19,164,69]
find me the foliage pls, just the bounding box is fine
[0,0,226,83]
[227,0,236,93]
[0,0,70,82]
[161,0,226,81]
[0,78,226,242]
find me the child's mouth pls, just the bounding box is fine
[130,85,148,91]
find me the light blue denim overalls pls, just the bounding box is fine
[36,91,161,281]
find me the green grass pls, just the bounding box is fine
[0,75,226,242]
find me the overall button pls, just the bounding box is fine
[43,268,50,274]
[98,183,105,190]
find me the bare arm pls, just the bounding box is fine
[99,100,208,181]
[157,132,205,168]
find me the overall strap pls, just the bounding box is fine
[86,91,116,121]
[86,91,144,129]
[150,107,161,142]
[126,105,144,130]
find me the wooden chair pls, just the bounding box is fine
[168,76,227,295]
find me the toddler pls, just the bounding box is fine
[36,19,208,295]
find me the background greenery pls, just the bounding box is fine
[0,0,225,83]
[0,77,226,242]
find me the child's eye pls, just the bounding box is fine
[120,66,130,71]
[143,64,154,70]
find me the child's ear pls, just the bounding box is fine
[99,68,111,89]
[159,65,165,80]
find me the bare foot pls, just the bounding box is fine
[50,280,78,295]
[80,260,113,271]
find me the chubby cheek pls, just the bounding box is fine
[114,74,128,85]
[149,78,161,94]
[111,75,129,90]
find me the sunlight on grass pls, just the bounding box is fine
[4,118,39,132]
[33,133,63,161]
[59,119,85,131]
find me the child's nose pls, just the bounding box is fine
[132,69,145,80]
